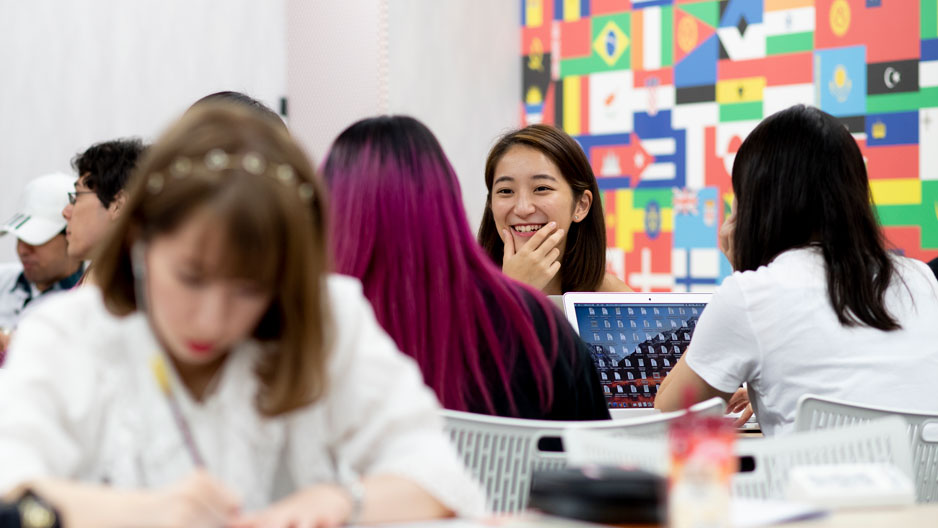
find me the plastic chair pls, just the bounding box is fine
[794,394,938,502]
[561,416,913,501]
[734,416,913,499]
[564,430,669,475]
[441,397,725,514]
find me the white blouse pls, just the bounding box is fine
[0,275,486,516]
[685,248,938,436]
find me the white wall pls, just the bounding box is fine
[386,0,521,229]
[0,0,286,262]
[0,1,519,263]
[285,0,385,165]
[286,0,520,229]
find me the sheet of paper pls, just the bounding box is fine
[731,498,828,527]
[352,500,827,528]
[350,514,612,528]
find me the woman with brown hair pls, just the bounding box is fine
[478,124,629,294]
[0,104,484,527]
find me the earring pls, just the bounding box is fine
[573,215,579,220]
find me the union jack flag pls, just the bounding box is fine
[673,187,698,216]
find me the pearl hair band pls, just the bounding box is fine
[145,148,314,202]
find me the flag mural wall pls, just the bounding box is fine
[521,0,938,292]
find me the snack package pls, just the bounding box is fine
[668,411,736,528]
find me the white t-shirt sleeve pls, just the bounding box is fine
[0,292,100,493]
[313,276,488,517]
[684,274,762,394]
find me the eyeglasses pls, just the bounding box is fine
[67,191,95,205]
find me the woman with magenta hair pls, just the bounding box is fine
[323,116,609,420]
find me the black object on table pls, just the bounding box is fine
[528,466,666,525]
[0,491,61,528]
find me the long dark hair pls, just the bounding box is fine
[323,115,557,416]
[478,124,606,292]
[732,104,900,330]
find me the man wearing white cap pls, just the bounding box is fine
[0,173,84,357]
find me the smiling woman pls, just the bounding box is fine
[478,124,630,294]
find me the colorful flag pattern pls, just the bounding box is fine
[519,0,938,291]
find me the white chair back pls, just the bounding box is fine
[794,394,938,502]
[564,430,669,475]
[734,416,912,499]
[441,397,724,514]
[561,416,913,501]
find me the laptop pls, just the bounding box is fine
[562,292,711,418]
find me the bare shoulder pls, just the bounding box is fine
[598,272,632,292]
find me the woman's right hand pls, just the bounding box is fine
[9,472,240,528]
[501,222,564,290]
[727,387,754,428]
[147,470,240,528]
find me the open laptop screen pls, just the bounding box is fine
[563,293,710,409]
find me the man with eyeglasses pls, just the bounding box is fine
[62,138,146,286]
[0,174,84,360]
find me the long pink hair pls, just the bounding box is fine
[323,116,557,415]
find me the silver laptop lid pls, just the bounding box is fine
[547,295,564,312]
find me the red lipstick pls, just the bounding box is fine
[186,341,215,356]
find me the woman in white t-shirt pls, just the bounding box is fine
[655,104,938,436]
[0,104,485,527]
